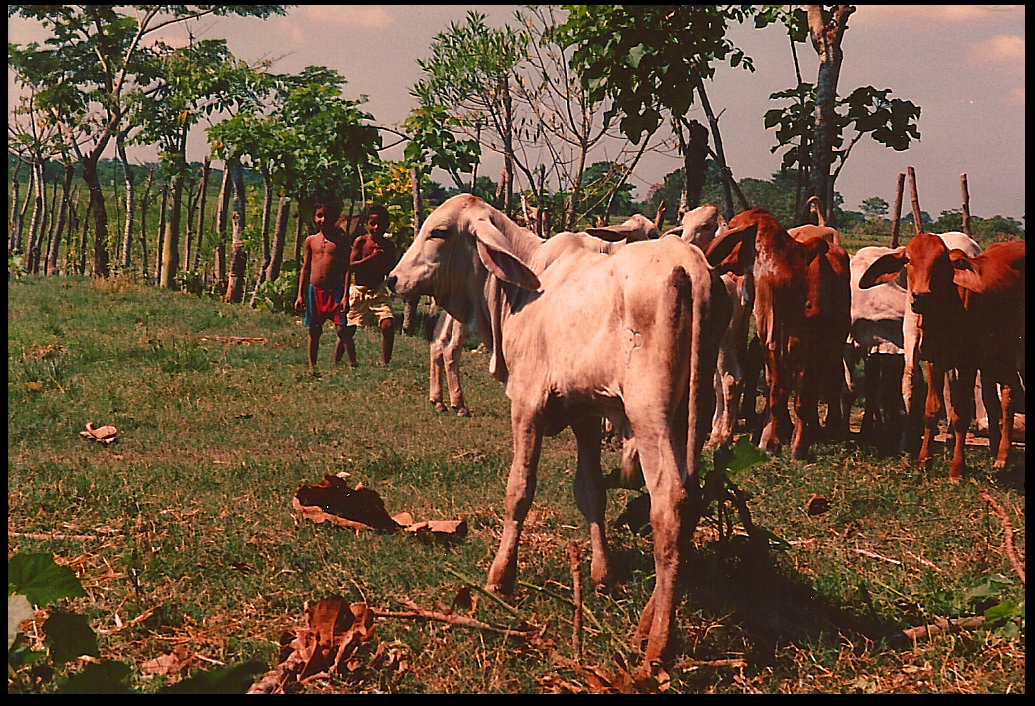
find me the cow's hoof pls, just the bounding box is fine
[432,401,447,413]
[455,406,472,418]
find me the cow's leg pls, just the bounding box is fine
[444,319,470,416]
[792,361,821,460]
[901,358,926,456]
[879,355,905,456]
[627,422,687,666]
[918,361,947,472]
[759,348,788,453]
[983,364,1016,469]
[428,335,447,412]
[486,404,543,595]
[861,355,880,441]
[948,366,977,482]
[570,414,612,588]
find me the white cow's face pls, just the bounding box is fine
[390,195,475,296]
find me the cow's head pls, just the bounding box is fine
[389,194,540,304]
[388,195,542,378]
[858,232,958,315]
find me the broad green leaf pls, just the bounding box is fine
[161,661,267,694]
[58,660,135,694]
[8,553,87,607]
[43,610,100,667]
[984,600,1021,622]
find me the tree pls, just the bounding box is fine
[8,5,288,278]
[761,5,921,226]
[208,65,381,302]
[556,5,760,219]
[414,10,529,215]
[860,196,889,220]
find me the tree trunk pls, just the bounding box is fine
[959,173,971,237]
[81,156,111,277]
[78,197,92,276]
[9,160,22,253]
[182,170,200,273]
[248,167,274,308]
[116,134,135,272]
[24,161,45,273]
[214,165,232,288]
[160,170,184,288]
[807,4,855,228]
[692,73,735,220]
[46,160,75,275]
[139,167,155,280]
[192,157,211,272]
[676,117,710,215]
[223,161,247,303]
[907,166,922,235]
[267,195,289,282]
[890,171,905,248]
[154,183,168,282]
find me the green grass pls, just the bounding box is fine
[8,276,1025,693]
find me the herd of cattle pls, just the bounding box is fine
[385,193,1024,669]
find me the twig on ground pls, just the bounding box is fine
[444,565,521,618]
[979,489,1025,585]
[567,541,583,658]
[887,616,986,646]
[375,599,536,638]
[853,548,902,565]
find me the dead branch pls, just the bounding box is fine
[567,541,583,658]
[979,489,1025,585]
[887,616,986,646]
[374,599,537,638]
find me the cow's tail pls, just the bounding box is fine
[686,266,730,495]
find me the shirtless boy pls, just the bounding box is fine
[344,205,398,366]
[295,197,352,369]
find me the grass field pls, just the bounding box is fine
[8,274,1025,693]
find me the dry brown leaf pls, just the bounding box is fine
[140,651,182,676]
[293,476,401,533]
[293,476,466,541]
[80,422,117,444]
[806,494,830,516]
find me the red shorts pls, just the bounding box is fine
[304,285,344,328]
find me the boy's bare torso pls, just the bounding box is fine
[307,231,351,290]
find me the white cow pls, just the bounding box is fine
[388,194,732,669]
[425,213,663,422]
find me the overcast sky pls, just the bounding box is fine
[8,5,1026,223]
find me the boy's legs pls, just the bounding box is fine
[379,317,395,366]
[306,326,322,368]
[343,325,358,368]
[332,324,348,366]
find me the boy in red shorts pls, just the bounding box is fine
[295,196,353,370]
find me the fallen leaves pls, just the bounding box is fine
[249,597,380,694]
[292,475,467,541]
[80,422,117,444]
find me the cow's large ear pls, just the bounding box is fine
[950,251,984,292]
[587,221,654,242]
[705,223,755,275]
[661,226,683,238]
[859,251,908,289]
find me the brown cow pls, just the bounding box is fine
[388,194,731,669]
[860,235,1025,481]
[707,208,851,459]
